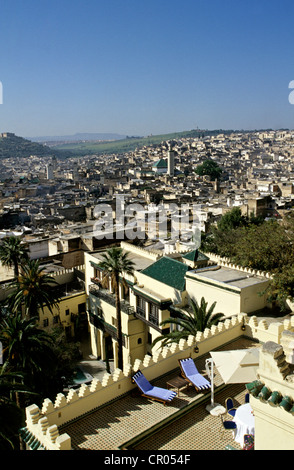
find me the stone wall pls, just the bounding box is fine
[247,315,294,344]
[248,336,294,450]
[23,312,294,450]
[24,313,247,449]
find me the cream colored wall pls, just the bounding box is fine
[39,292,86,334]
[84,252,97,295]
[253,399,294,450]
[85,250,180,366]
[240,282,270,312]
[186,274,269,317]
[25,404,71,450]
[88,321,100,357]
[245,329,294,450]
[185,276,241,317]
[89,293,146,365]
[127,321,147,364]
[248,316,294,344]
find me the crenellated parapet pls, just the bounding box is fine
[246,339,294,450]
[23,311,294,450]
[247,315,294,344]
[120,241,161,260]
[280,330,294,364]
[23,313,247,442]
[258,341,291,381]
[20,404,71,450]
[49,265,85,277]
[203,252,272,279]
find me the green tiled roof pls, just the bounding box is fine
[182,250,209,262]
[19,427,45,450]
[141,256,189,291]
[246,380,294,413]
[152,158,167,168]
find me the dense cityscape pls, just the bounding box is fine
[1,129,294,254]
[1,127,294,452]
[1,0,294,457]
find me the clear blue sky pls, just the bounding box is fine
[0,0,294,138]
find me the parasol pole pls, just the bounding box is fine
[205,358,224,415]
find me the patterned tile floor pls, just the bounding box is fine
[61,338,257,451]
[133,384,246,450]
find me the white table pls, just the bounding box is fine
[233,403,255,446]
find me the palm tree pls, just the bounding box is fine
[0,369,25,451]
[152,297,225,350]
[191,297,225,332]
[0,312,56,403]
[98,247,135,371]
[8,259,60,319]
[0,236,29,278]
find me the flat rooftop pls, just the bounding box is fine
[90,250,156,272]
[186,266,268,290]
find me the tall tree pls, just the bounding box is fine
[0,236,29,278]
[202,215,294,310]
[0,370,25,450]
[98,247,135,371]
[195,159,222,180]
[152,297,225,350]
[217,207,247,232]
[201,207,264,257]
[8,259,60,319]
[230,220,292,272]
[0,312,56,402]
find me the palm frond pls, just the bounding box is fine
[152,297,225,351]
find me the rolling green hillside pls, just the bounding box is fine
[1,128,279,159]
[51,129,235,156]
[0,133,72,159]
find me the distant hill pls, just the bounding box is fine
[50,128,285,157]
[28,132,127,143]
[50,129,236,156]
[1,128,282,160]
[0,133,72,159]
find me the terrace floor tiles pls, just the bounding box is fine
[60,337,257,451]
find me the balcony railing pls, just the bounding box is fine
[136,306,146,318]
[149,313,159,327]
[89,286,135,315]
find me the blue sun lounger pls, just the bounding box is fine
[179,358,211,392]
[131,370,177,405]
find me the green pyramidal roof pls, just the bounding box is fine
[182,250,209,262]
[141,256,188,291]
[152,158,167,168]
